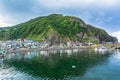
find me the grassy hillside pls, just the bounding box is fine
[0,14,118,44]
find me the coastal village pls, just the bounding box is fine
[0,38,119,52]
[0,39,91,50]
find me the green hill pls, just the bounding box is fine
[0,14,118,44]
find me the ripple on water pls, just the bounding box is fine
[0,67,39,80]
[0,50,120,80]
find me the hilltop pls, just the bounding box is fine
[0,14,118,44]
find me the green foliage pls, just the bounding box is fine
[0,14,117,43]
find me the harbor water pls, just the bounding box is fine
[0,49,120,80]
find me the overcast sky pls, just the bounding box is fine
[0,0,120,41]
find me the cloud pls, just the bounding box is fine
[0,0,120,33]
[0,13,37,27]
[37,0,120,9]
[0,0,39,27]
[111,31,120,42]
[0,13,26,27]
[0,15,13,27]
[0,0,35,13]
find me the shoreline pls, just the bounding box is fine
[7,46,94,53]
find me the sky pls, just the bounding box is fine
[0,0,120,42]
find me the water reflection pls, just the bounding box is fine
[0,49,114,80]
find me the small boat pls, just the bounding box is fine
[95,46,108,51]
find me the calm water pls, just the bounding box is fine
[0,49,120,80]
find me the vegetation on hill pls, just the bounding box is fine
[0,14,118,44]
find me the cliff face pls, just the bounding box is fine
[0,14,118,43]
[86,25,118,43]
